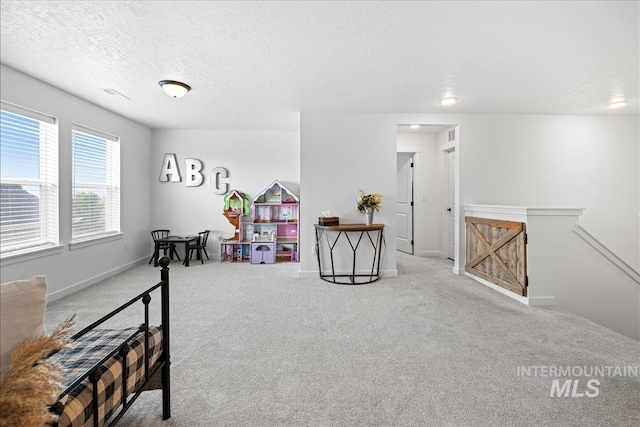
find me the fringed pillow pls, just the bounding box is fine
[0,317,74,427]
[0,276,48,378]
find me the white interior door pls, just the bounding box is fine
[445,149,456,260]
[396,153,413,254]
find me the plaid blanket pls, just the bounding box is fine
[52,326,163,427]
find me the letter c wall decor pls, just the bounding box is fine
[210,167,229,195]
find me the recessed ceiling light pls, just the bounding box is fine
[158,80,191,98]
[410,124,420,129]
[608,100,626,109]
[441,97,456,106]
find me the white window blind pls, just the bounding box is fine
[71,125,120,242]
[0,101,58,256]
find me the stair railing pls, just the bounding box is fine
[573,225,640,285]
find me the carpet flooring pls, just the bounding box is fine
[45,253,640,426]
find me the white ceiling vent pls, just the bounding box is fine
[100,88,131,100]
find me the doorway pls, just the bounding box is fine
[396,153,414,254]
[444,148,456,260]
[396,124,458,264]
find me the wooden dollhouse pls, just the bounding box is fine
[220,180,299,263]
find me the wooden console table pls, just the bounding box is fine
[314,224,385,285]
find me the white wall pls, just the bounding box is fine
[0,65,153,299]
[150,129,300,256]
[526,212,639,340]
[397,132,443,257]
[300,113,399,277]
[460,114,639,271]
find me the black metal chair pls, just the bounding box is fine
[149,229,180,264]
[189,230,210,264]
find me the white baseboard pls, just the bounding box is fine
[528,296,557,306]
[465,271,529,305]
[46,256,148,303]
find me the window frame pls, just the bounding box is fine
[71,124,121,243]
[0,101,59,258]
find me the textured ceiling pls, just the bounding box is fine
[1,1,638,131]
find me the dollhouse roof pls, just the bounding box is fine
[224,189,247,206]
[226,190,243,201]
[253,180,299,203]
[223,189,251,216]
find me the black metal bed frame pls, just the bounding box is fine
[50,256,171,427]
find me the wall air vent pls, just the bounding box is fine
[100,88,131,100]
[448,129,456,142]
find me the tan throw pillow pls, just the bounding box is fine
[0,276,47,378]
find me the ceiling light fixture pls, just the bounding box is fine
[158,80,191,98]
[410,124,421,129]
[608,100,626,109]
[441,97,456,106]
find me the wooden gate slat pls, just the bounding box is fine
[468,224,523,287]
[465,217,527,297]
[466,226,522,268]
[464,216,522,229]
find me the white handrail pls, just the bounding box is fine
[573,225,640,285]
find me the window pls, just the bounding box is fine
[71,125,120,242]
[0,102,58,256]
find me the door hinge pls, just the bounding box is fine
[410,162,414,167]
[524,233,528,244]
[525,275,529,287]
[411,240,414,245]
[410,201,414,207]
